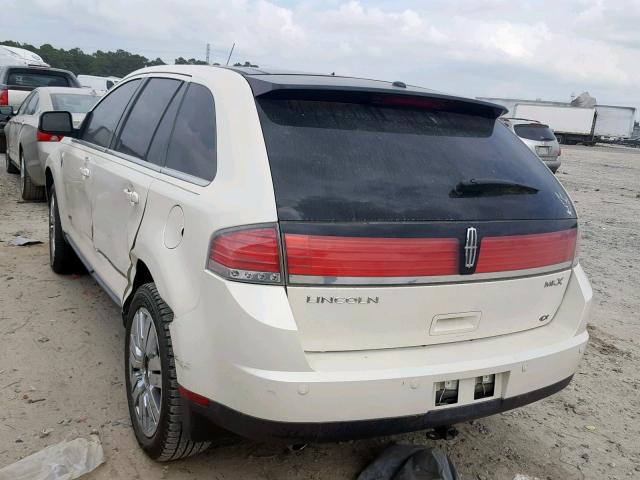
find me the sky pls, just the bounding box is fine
[3,0,640,113]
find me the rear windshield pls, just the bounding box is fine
[257,93,575,222]
[51,93,100,113]
[7,71,71,88]
[514,124,556,141]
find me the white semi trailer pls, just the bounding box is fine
[593,105,636,140]
[513,104,597,145]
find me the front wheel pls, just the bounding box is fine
[125,283,210,461]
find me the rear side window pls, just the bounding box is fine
[257,93,574,222]
[114,78,182,160]
[514,124,556,141]
[82,79,141,148]
[51,94,100,113]
[7,71,71,87]
[165,83,216,181]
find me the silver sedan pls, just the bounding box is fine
[3,86,103,200]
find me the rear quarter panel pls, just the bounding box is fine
[128,69,279,318]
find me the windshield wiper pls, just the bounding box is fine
[450,178,539,197]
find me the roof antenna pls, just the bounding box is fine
[226,43,235,66]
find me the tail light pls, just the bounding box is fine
[0,89,8,106]
[207,225,282,284]
[37,130,63,142]
[475,228,577,274]
[285,234,459,280]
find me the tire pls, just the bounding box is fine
[5,149,19,174]
[125,283,210,461]
[0,134,6,154]
[49,185,78,273]
[20,150,46,201]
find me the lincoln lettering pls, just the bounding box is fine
[306,296,380,305]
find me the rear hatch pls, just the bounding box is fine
[255,88,577,352]
[4,68,76,109]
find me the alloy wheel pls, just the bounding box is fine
[129,307,163,437]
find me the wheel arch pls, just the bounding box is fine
[123,258,173,326]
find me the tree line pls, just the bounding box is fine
[2,41,257,77]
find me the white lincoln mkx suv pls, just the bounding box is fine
[39,65,591,461]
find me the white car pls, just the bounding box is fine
[39,65,591,461]
[3,86,103,200]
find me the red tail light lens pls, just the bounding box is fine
[0,89,8,106]
[37,130,63,142]
[475,228,577,274]
[207,225,282,284]
[285,234,459,280]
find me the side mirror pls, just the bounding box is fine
[0,105,14,116]
[39,111,75,136]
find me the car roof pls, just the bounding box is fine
[127,65,507,117]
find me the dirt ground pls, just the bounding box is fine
[1,146,639,480]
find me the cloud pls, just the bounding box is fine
[3,0,640,109]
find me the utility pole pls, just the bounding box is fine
[205,43,211,64]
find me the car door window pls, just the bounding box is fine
[164,83,216,181]
[114,78,182,160]
[145,84,185,166]
[81,79,141,148]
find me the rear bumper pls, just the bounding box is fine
[172,265,591,440]
[183,376,573,442]
[541,159,561,172]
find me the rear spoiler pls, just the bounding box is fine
[247,77,507,119]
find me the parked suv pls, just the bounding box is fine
[501,117,561,172]
[0,65,80,153]
[40,66,591,461]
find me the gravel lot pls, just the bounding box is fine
[1,146,639,479]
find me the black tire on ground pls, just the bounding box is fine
[0,134,6,154]
[125,283,210,461]
[20,151,46,201]
[5,149,19,174]
[49,185,79,273]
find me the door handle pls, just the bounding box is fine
[124,188,139,205]
[79,167,91,178]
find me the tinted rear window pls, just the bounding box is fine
[257,94,574,222]
[514,124,556,141]
[51,94,100,113]
[8,71,71,88]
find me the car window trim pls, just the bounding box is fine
[103,148,163,173]
[159,165,211,187]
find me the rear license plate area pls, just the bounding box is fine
[536,146,551,155]
[434,373,504,407]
